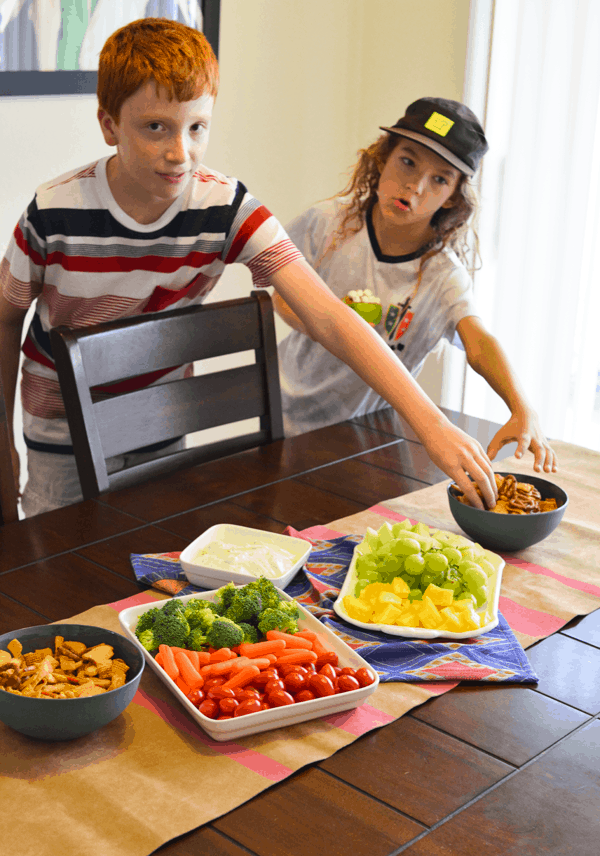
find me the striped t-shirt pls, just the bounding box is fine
[0,156,302,448]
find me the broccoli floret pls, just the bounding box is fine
[184,598,217,629]
[215,582,237,613]
[238,622,259,645]
[247,577,281,611]
[161,598,187,617]
[225,589,263,624]
[153,609,190,648]
[257,607,298,636]
[205,617,244,650]
[187,627,208,651]
[278,599,300,621]
[137,628,159,652]
[135,607,162,636]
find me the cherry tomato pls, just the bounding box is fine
[295,689,316,703]
[284,672,308,694]
[219,697,239,715]
[236,687,262,701]
[234,698,262,717]
[355,668,376,687]
[186,688,205,706]
[253,669,279,688]
[197,698,219,719]
[259,701,271,711]
[337,674,361,693]
[203,677,225,691]
[308,674,335,697]
[315,652,339,668]
[319,663,337,681]
[279,664,309,677]
[217,715,233,720]
[265,678,285,695]
[340,667,357,677]
[207,686,236,700]
[268,689,295,707]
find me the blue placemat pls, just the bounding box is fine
[130,534,538,684]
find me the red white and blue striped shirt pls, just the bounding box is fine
[0,157,302,447]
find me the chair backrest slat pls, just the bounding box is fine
[50,292,283,500]
[0,370,20,524]
[95,365,266,458]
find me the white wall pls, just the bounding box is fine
[0,0,473,495]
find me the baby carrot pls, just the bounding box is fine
[222,665,261,691]
[184,650,200,671]
[175,651,204,690]
[159,645,179,681]
[294,629,317,642]
[176,676,191,695]
[209,647,238,663]
[265,630,312,650]
[200,658,239,678]
[239,639,286,658]
[228,656,273,672]
[275,650,318,665]
[155,651,164,667]
[311,634,333,658]
[195,651,211,666]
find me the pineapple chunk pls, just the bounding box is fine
[417,596,443,629]
[391,576,410,598]
[373,604,404,625]
[423,583,454,607]
[343,595,373,623]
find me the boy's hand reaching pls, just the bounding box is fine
[420,421,498,510]
[487,409,557,473]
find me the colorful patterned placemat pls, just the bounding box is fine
[129,528,538,684]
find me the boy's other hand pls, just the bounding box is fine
[487,410,557,474]
[421,422,498,510]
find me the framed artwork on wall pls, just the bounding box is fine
[0,0,220,96]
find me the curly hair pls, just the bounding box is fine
[98,18,219,121]
[322,133,481,280]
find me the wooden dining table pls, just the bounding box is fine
[1,406,599,856]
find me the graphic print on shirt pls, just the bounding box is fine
[384,296,415,352]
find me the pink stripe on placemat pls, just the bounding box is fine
[322,701,396,735]
[134,689,293,782]
[368,506,417,525]
[424,681,459,695]
[108,591,162,611]
[498,596,566,637]
[285,524,344,542]
[503,556,600,599]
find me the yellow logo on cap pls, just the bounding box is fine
[424,112,454,137]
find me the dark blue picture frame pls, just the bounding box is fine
[0,0,220,97]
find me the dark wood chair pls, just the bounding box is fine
[0,369,20,524]
[49,291,284,499]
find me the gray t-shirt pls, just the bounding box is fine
[279,198,478,436]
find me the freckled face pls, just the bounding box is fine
[375,138,461,231]
[98,80,214,214]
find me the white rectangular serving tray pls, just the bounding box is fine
[179,524,311,590]
[333,538,505,640]
[119,588,379,741]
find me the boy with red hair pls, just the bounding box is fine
[0,18,498,516]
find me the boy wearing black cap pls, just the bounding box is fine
[275,97,556,473]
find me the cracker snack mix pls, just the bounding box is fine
[0,636,130,698]
[454,473,559,514]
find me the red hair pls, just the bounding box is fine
[97,18,219,121]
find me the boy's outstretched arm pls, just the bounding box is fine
[0,292,28,493]
[456,316,557,473]
[268,259,498,510]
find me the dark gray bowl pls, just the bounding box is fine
[0,624,144,741]
[447,472,568,553]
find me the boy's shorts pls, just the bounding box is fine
[21,439,185,518]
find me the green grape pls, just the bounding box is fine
[456,592,477,606]
[355,579,370,596]
[378,525,393,545]
[461,564,487,589]
[471,584,487,607]
[409,589,423,601]
[425,552,449,574]
[441,546,462,565]
[391,521,413,537]
[392,537,422,557]
[421,571,438,587]
[441,579,461,594]
[357,569,379,582]
[460,546,478,562]
[404,553,425,575]
[478,559,496,577]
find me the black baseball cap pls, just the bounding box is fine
[380,97,488,176]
